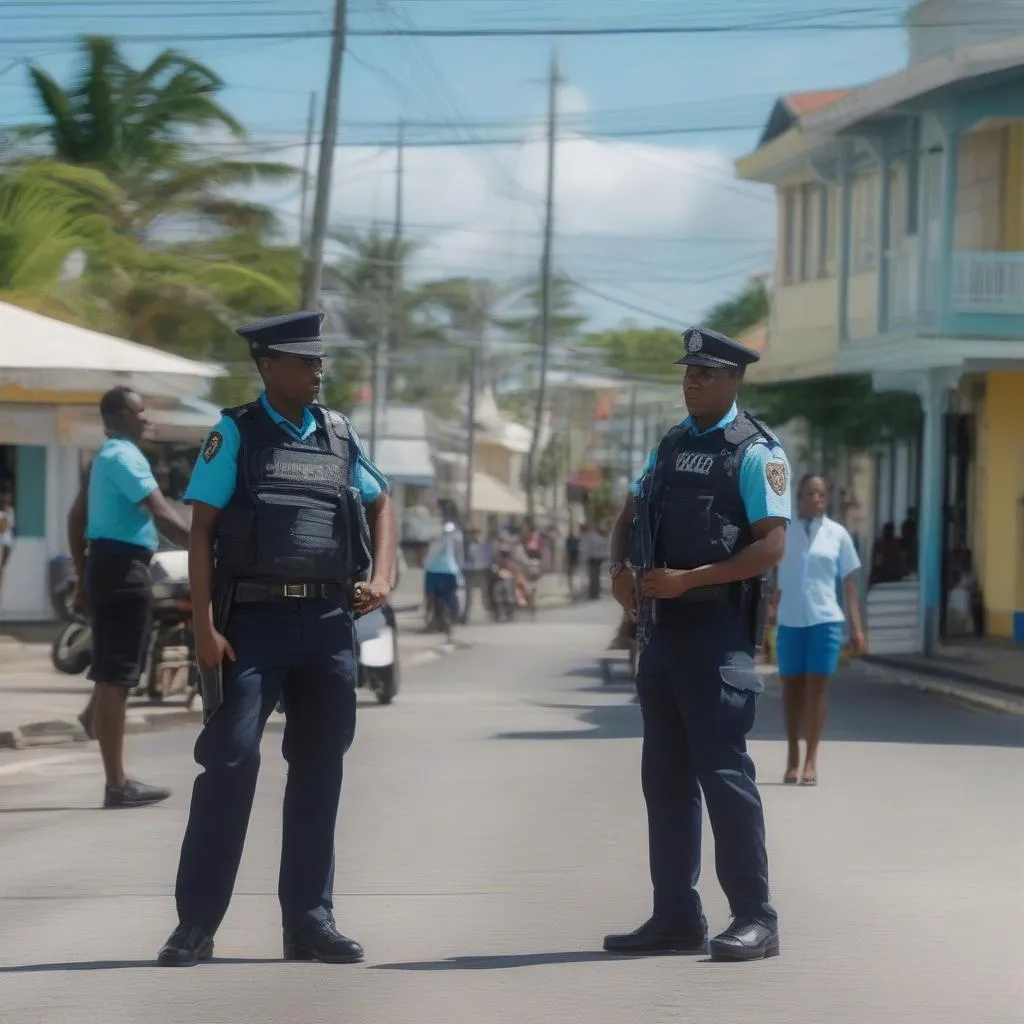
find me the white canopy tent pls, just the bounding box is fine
[0,301,223,399]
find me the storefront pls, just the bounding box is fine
[0,302,221,621]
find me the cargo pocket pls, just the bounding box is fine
[715,655,764,740]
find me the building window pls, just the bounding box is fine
[818,184,832,278]
[853,172,879,273]
[799,184,816,281]
[782,187,798,285]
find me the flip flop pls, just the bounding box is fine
[783,771,800,785]
[800,774,818,787]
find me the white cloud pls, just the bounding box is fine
[218,92,776,327]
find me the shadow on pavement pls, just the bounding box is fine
[493,670,1024,748]
[370,950,648,971]
[0,957,277,973]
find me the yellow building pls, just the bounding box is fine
[735,10,1024,651]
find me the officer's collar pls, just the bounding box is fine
[259,392,317,440]
[682,402,738,437]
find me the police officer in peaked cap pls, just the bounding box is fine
[157,310,396,967]
[603,325,792,962]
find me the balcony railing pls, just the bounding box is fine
[952,251,1024,315]
[884,240,1024,329]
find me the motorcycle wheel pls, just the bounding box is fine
[52,622,92,675]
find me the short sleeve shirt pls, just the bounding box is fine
[630,403,792,525]
[185,393,389,510]
[85,437,160,551]
[776,514,862,627]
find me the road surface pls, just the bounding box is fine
[0,600,1021,1023]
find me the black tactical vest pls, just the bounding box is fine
[213,401,371,584]
[639,410,774,570]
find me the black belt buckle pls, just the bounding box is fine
[282,583,309,599]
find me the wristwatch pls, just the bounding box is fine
[608,561,627,579]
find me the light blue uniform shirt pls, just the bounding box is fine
[776,514,862,628]
[85,437,160,552]
[630,403,793,526]
[425,528,465,579]
[185,393,388,509]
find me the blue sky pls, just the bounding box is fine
[0,1,915,331]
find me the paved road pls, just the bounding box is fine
[0,600,1021,1024]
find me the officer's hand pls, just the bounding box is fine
[196,627,235,668]
[640,568,693,599]
[354,579,390,614]
[71,581,89,616]
[611,569,636,613]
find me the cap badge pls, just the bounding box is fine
[687,329,703,353]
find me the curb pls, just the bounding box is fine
[863,654,1024,701]
[850,659,1024,715]
[0,636,475,751]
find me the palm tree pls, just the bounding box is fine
[0,162,114,318]
[20,36,295,236]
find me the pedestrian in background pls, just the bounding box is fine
[0,487,15,599]
[773,473,865,787]
[67,386,189,808]
[583,521,608,600]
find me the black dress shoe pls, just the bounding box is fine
[283,921,364,964]
[157,924,215,967]
[709,919,780,961]
[103,779,171,809]
[603,917,708,955]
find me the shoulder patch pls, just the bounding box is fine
[765,460,788,496]
[202,431,223,464]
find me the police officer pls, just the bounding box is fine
[157,311,396,967]
[603,326,791,963]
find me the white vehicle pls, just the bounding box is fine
[355,603,399,705]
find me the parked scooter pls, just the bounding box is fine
[51,541,199,706]
[355,603,400,704]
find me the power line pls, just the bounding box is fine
[0,17,1010,44]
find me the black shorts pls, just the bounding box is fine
[85,540,154,688]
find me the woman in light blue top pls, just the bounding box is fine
[771,474,866,786]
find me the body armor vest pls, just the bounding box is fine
[213,401,371,584]
[640,410,773,570]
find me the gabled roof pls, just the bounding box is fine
[758,89,852,146]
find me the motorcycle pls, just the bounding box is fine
[355,603,400,704]
[51,541,199,706]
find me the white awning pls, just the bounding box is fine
[468,471,530,515]
[0,301,223,399]
[371,438,435,486]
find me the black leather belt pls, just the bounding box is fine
[675,583,732,604]
[234,581,350,604]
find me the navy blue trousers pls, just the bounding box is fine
[636,603,776,929]
[174,599,357,933]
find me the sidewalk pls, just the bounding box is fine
[0,614,475,751]
[865,637,1024,698]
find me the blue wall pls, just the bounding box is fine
[15,445,46,539]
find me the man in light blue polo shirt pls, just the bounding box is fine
[67,386,189,809]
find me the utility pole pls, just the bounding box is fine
[369,121,403,461]
[465,339,479,537]
[524,49,560,522]
[301,0,347,309]
[298,91,318,257]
